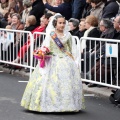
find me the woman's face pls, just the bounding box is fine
[68,22,76,31]
[91,2,96,8]
[85,19,91,29]
[7,14,12,24]
[55,0,62,6]
[55,17,65,32]
[79,21,86,31]
[99,20,106,32]
[25,19,30,27]
[11,16,19,25]
[40,16,48,27]
[1,0,7,3]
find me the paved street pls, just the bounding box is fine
[0,71,120,120]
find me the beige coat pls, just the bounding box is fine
[22,7,32,23]
[0,3,9,16]
[90,2,105,22]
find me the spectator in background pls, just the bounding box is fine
[90,0,105,22]
[78,18,86,39]
[8,0,16,8]
[15,0,24,16]
[0,19,8,28]
[82,0,92,18]
[10,13,24,30]
[22,0,32,24]
[25,12,53,72]
[46,0,62,14]
[0,0,9,17]
[82,15,101,52]
[53,0,62,6]
[6,13,24,61]
[12,13,53,64]
[20,15,37,46]
[0,12,13,28]
[42,0,72,20]
[72,0,86,20]
[81,15,101,73]
[86,16,120,87]
[68,18,79,37]
[8,7,17,14]
[7,12,13,24]
[30,0,45,27]
[101,0,119,19]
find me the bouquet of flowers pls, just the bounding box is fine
[33,46,52,68]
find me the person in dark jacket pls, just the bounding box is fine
[78,18,86,39]
[72,0,86,19]
[102,0,119,19]
[82,15,101,52]
[81,15,101,73]
[42,0,72,20]
[30,0,45,26]
[82,0,92,18]
[0,19,8,28]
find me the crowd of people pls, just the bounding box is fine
[0,0,120,112]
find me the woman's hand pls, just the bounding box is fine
[42,0,47,4]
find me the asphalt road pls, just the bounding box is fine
[0,71,120,120]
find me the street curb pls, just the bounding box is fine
[83,84,113,98]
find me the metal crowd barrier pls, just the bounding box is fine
[0,29,120,89]
[80,37,120,89]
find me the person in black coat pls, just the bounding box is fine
[72,0,86,19]
[81,15,101,73]
[102,0,119,19]
[42,0,72,20]
[78,18,86,39]
[82,0,92,18]
[30,0,45,26]
[0,19,8,28]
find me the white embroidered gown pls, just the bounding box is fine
[21,32,84,112]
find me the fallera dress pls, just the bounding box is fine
[21,32,84,112]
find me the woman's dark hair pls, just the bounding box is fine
[90,0,102,4]
[52,15,65,27]
[16,0,24,14]
[44,13,53,19]
[8,7,17,13]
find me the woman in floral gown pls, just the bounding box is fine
[21,14,84,112]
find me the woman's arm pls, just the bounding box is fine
[42,0,63,13]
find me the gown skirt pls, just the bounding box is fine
[21,55,84,112]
